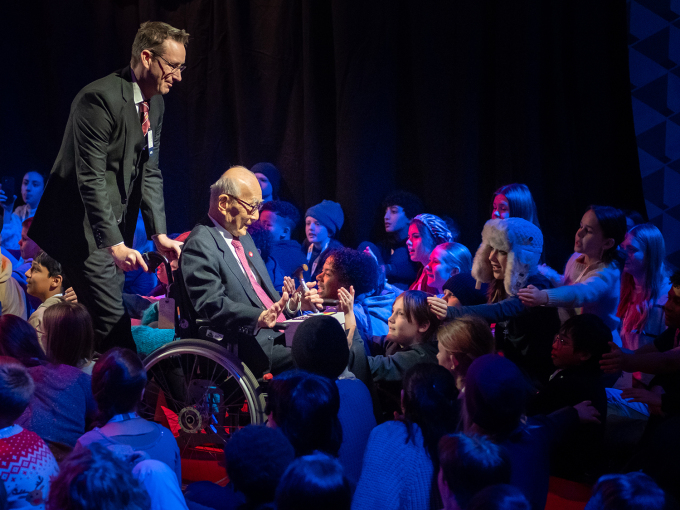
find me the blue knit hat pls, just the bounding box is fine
[305,200,344,237]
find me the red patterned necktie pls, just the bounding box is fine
[140,101,150,136]
[231,238,285,322]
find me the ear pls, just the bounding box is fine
[577,350,592,362]
[418,321,430,334]
[448,352,458,370]
[51,275,63,292]
[140,49,153,70]
[218,194,231,214]
[282,226,291,236]
[450,266,460,277]
[602,237,615,252]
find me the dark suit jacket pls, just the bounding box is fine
[180,216,294,336]
[30,67,166,265]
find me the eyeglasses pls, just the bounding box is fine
[226,194,261,216]
[150,50,186,74]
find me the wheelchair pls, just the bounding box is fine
[137,252,272,483]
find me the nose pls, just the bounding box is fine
[492,210,499,219]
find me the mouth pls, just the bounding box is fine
[491,265,501,272]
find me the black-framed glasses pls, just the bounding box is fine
[149,50,186,74]
[226,194,261,216]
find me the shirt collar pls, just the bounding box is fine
[209,214,235,241]
[130,67,147,105]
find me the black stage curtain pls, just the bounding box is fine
[1,0,643,266]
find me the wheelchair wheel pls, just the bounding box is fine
[139,339,266,483]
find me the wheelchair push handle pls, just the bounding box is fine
[142,252,174,285]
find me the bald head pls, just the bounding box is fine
[209,166,263,237]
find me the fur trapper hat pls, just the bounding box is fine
[471,218,543,296]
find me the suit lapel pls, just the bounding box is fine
[203,219,265,308]
[241,234,280,301]
[119,67,146,195]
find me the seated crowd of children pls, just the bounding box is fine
[1,168,679,510]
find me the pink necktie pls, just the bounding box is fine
[140,101,150,136]
[232,238,285,322]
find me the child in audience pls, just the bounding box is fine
[601,270,680,422]
[442,272,488,307]
[47,442,151,510]
[490,183,540,227]
[0,315,96,451]
[518,205,627,348]
[360,191,425,290]
[74,348,181,484]
[315,247,395,340]
[186,425,295,510]
[527,314,610,481]
[276,452,352,510]
[584,472,665,510]
[258,200,307,292]
[617,223,669,385]
[302,200,344,281]
[43,302,95,374]
[353,364,459,510]
[0,357,59,510]
[423,242,473,297]
[463,354,601,510]
[1,171,45,251]
[265,370,342,457]
[407,214,454,292]
[25,251,65,348]
[428,217,560,386]
[252,162,281,203]
[438,433,512,510]
[291,315,376,483]
[437,315,495,391]
[345,289,440,417]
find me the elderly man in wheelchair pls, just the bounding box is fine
[138,167,322,482]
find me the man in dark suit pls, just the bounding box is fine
[30,22,187,352]
[180,166,322,374]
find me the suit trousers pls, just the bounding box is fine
[62,249,136,353]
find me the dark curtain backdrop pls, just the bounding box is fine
[1,0,643,267]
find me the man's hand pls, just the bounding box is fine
[108,244,148,272]
[573,400,601,424]
[517,285,548,307]
[427,296,448,320]
[621,388,664,415]
[153,234,183,262]
[258,291,288,330]
[600,342,628,373]
[64,287,78,303]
